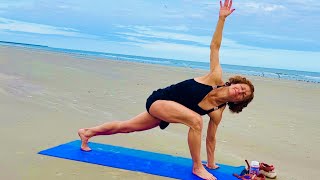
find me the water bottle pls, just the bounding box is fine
[249,161,260,175]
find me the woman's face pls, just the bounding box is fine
[228,83,252,102]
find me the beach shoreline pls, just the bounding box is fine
[2,42,319,84]
[0,45,319,180]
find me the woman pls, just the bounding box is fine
[78,0,254,179]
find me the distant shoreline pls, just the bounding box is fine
[1,40,319,83]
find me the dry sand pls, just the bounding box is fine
[0,45,319,180]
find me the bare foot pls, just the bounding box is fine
[193,166,217,180]
[78,128,91,151]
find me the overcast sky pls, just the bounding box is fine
[0,0,319,72]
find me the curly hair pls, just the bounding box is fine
[227,76,255,113]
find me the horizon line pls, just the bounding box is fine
[0,40,319,74]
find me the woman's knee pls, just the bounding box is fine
[189,114,203,132]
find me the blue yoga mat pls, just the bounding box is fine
[38,140,244,179]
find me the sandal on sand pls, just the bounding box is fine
[259,162,275,172]
[259,162,277,179]
[259,170,277,179]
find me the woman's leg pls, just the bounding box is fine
[78,111,161,151]
[149,100,216,180]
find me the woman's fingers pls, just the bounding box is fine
[228,0,233,9]
[224,0,229,7]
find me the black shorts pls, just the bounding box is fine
[145,91,159,113]
[145,91,170,130]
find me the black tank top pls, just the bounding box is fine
[156,78,227,115]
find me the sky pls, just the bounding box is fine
[0,0,319,72]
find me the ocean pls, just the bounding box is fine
[1,41,319,83]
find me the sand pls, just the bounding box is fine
[0,45,319,180]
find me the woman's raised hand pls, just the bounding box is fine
[219,0,235,18]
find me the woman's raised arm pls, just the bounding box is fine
[209,0,235,72]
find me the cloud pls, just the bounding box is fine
[0,17,95,38]
[118,38,209,61]
[115,25,265,62]
[153,25,189,31]
[235,31,316,43]
[116,25,262,51]
[236,2,286,13]
[56,5,72,9]
[0,1,32,9]
[233,0,320,14]
[36,1,80,11]
[117,25,210,45]
[189,13,204,18]
[283,0,320,9]
[263,4,285,12]
[0,0,80,14]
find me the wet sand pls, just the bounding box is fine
[0,45,319,180]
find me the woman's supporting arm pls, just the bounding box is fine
[205,109,224,169]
